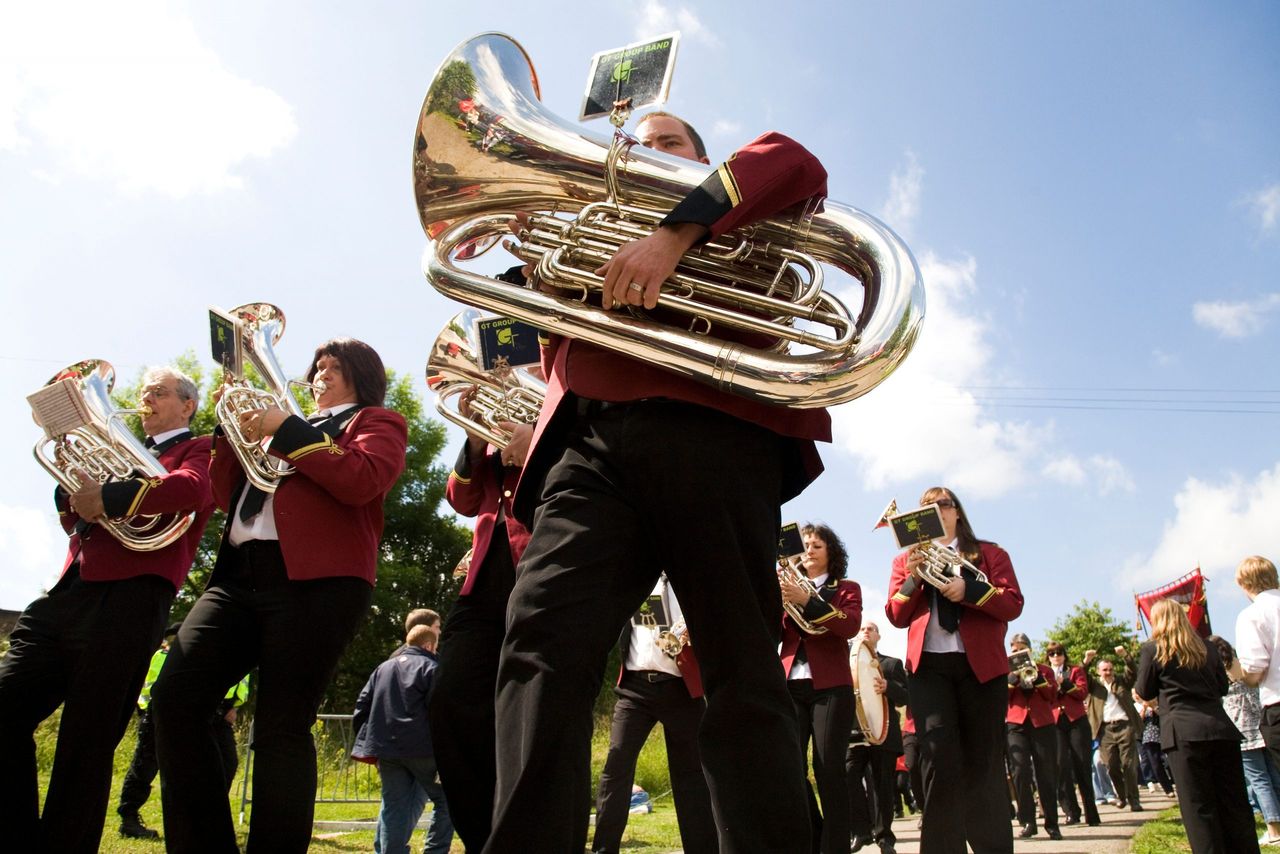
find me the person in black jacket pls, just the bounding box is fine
[847,622,908,854]
[1134,598,1257,854]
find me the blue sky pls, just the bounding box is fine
[2,1,1277,660]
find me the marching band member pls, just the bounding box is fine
[846,622,908,854]
[1047,641,1100,826]
[885,486,1024,854]
[428,392,532,851]
[0,366,213,853]
[779,522,862,853]
[487,111,831,853]
[1005,631,1061,840]
[151,338,406,854]
[592,576,715,854]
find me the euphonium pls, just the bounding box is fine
[413,33,924,409]
[778,555,829,636]
[426,309,545,450]
[213,303,315,493]
[29,359,194,551]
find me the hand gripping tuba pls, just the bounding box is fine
[426,309,546,450]
[213,303,314,493]
[413,33,925,409]
[29,359,193,551]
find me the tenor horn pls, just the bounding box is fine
[213,303,314,493]
[426,309,545,450]
[413,33,924,408]
[29,359,194,551]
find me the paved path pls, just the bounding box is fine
[876,789,1177,853]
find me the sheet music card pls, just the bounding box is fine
[888,504,946,549]
[209,307,242,377]
[580,33,680,121]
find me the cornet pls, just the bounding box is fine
[873,500,989,591]
[778,555,829,636]
[656,620,688,659]
[1008,649,1039,688]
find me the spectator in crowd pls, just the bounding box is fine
[1236,555,1280,773]
[1137,700,1174,797]
[1212,634,1280,846]
[1135,598,1257,853]
[353,623,453,854]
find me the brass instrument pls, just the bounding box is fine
[778,555,828,636]
[1008,649,1039,688]
[873,500,990,591]
[426,309,545,450]
[213,302,317,493]
[29,359,193,551]
[413,33,924,409]
[656,619,687,659]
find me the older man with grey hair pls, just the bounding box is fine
[0,365,215,852]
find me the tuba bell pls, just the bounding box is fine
[426,309,545,450]
[413,33,924,409]
[29,359,194,551]
[213,303,316,493]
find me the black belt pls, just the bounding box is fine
[627,670,681,683]
[1105,719,1130,727]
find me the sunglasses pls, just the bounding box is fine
[935,499,956,509]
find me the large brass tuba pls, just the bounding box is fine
[413,33,924,408]
[426,309,545,450]
[213,303,315,493]
[29,359,194,551]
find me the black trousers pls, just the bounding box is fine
[1139,741,1174,794]
[1100,719,1142,807]
[151,541,371,854]
[1261,703,1280,777]
[1006,720,1059,831]
[902,731,924,815]
[790,679,853,854]
[486,400,811,854]
[119,709,158,817]
[847,745,897,845]
[1054,714,1099,824]
[428,527,515,852]
[1164,738,1260,854]
[909,651,1012,854]
[592,671,716,854]
[0,565,172,854]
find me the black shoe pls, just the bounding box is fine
[1087,818,1102,826]
[852,836,874,852]
[1130,804,1144,812]
[879,844,897,854]
[1063,815,1081,825]
[1046,828,1063,840]
[119,815,160,840]
[1115,798,1127,809]
[1018,825,1037,839]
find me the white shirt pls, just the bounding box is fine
[1237,588,1280,707]
[148,427,189,447]
[1100,678,1128,723]
[625,577,685,678]
[784,572,828,681]
[229,403,356,546]
[922,539,966,654]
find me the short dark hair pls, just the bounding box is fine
[638,110,707,160]
[1208,634,1235,668]
[800,522,849,581]
[307,338,387,407]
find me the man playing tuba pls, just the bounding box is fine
[489,111,832,853]
[0,366,215,852]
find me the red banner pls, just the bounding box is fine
[1135,568,1211,637]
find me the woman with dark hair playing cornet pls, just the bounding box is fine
[885,486,1024,854]
[778,522,862,854]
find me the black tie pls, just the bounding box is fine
[237,410,350,522]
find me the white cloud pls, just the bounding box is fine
[1192,293,1280,339]
[882,151,923,235]
[1044,454,1134,495]
[1151,348,1178,367]
[1121,462,1280,592]
[0,504,64,610]
[0,1,296,198]
[1043,455,1087,485]
[634,0,722,47]
[711,119,742,137]
[1245,183,1280,234]
[831,252,1047,498]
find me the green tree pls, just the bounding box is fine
[1042,601,1141,676]
[113,358,472,710]
[425,59,477,117]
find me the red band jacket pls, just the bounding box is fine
[1007,662,1058,728]
[1053,664,1089,723]
[210,407,407,584]
[445,443,531,596]
[56,433,214,591]
[885,541,1025,684]
[514,132,834,522]
[780,578,863,690]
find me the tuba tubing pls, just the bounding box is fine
[414,33,924,409]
